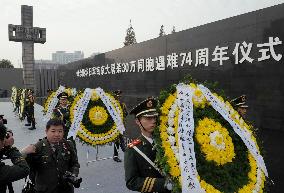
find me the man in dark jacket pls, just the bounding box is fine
[21,119,80,193]
[0,124,30,192]
[124,97,171,193]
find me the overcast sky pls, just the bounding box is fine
[1,0,284,68]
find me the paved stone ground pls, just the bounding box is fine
[0,102,135,193]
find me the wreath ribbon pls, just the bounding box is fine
[44,85,65,121]
[68,88,92,139]
[176,83,205,193]
[94,87,125,135]
[198,84,268,177]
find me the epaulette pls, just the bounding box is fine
[128,139,141,148]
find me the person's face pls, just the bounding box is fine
[238,107,247,117]
[60,98,68,106]
[136,116,157,134]
[46,125,64,144]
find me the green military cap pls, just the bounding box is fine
[230,94,248,108]
[27,89,34,94]
[57,92,69,100]
[130,97,158,118]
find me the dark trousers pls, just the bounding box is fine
[113,135,125,157]
[26,107,35,128]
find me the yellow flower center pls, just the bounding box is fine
[89,106,108,126]
[195,118,235,165]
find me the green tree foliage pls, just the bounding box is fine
[124,20,137,46]
[159,25,166,37]
[0,59,14,68]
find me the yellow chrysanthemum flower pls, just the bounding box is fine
[89,106,108,126]
[195,118,236,165]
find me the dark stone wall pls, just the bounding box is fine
[0,68,24,97]
[59,3,284,132]
[0,68,59,104]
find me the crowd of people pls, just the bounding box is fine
[0,87,248,193]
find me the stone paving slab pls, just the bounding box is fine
[0,102,135,193]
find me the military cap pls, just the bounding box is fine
[230,94,248,108]
[57,92,68,100]
[114,90,122,96]
[27,89,34,94]
[130,97,158,117]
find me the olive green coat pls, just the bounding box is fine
[26,138,79,193]
[0,147,30,192]
[124,135,170,193]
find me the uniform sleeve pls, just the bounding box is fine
[25,142,42,169]
[67,140,80,176]
[124,148,170,193]
[0,147,30,184]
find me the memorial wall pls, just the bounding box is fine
[59,4,284,133]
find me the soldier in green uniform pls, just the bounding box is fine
[21,119,80,193]
[0,123,30,192]
[13,88,21,113]
[25,89,36,130]
[124,97,172,193]
[52,92,71,139]
[230,94,248,118]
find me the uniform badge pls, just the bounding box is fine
[146,100,153,108]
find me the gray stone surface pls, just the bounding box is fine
[0,102,135,193]
[8,5,46,91]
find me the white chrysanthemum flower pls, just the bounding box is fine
[168,136,176,146]
[172,146,179,154]
[168,110,175,118]
[168,118,174,127]
[167,126,175,135]
[209,131,225,150]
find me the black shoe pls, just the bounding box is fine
[28,127,36,130]
[113,157,122,162]
[25,123,31,126]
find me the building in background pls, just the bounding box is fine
[35,60,60,70]
[52,51,84,64]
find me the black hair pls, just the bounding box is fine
[0,123,7,141]
[46,119,64,130]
